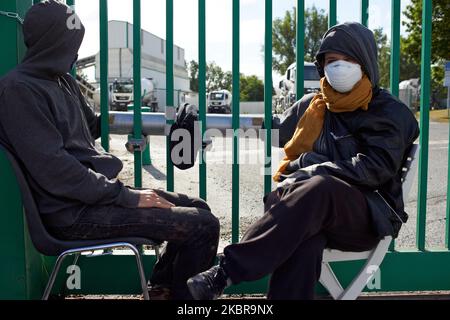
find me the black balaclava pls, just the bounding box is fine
[19,0,85,79]
[315,22,380,90]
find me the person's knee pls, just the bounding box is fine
[307,175,343,194]
[191,197,212,211]
[196,209,220,239]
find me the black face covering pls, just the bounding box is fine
[19,0,85,79]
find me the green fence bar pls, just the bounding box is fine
[0,0,45,300]
[390,0,400,98]
[166,0,174,192]
[264,0,272,196]
[142,108,152,166]
[296,0,304,100]
[447,113,450,248]
[67,0,76,77]
[417,0,432,251]
[447,104,450,249]
[99,0,109,152]
[329,0,337,27]
[361,0,369,27]
[388,0,400,252]
[199,0,207,200]
[232,0,240,244]
[133,0,142,188]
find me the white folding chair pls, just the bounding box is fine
[319,144,419,300]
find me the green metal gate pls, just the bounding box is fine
[1,0,449,299]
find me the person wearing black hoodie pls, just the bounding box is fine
[0,0,219,300]
[187,22,420,300]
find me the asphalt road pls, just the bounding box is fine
[109,120,450,251]
[398,121,449,249]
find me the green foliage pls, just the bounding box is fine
[400,36,420,82]
[373,27,390,89]
[402,0,450,65]
[304,6,329,61]
[188,60,232,93]
[272,6,328,75]
[402,0,450,97]
[188,60,199,92]
[205,62,230,93]
[239,75,265,102]
[272,8,296,75]
[188,60,265,102]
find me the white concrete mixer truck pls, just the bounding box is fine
[94,78,159,112]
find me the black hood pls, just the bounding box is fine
[18,0,85,79]
[315,22,379,89]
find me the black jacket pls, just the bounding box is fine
[0,1,140,227]
[273,22,420,238]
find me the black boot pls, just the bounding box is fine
[187,265,230,300]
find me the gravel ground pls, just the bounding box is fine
[107,120,449,251]
[110,133,277,252]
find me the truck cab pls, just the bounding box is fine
[107,78,159,112]
[277,62,321,111]
[207,90,232,114]
[110,80,134,111]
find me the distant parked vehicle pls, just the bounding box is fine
[207,90,232,114]
[276,62,321,112]
[93,78,159,112]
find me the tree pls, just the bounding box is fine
[187,60,266,101]
[373,28,391,89]
[272,8,296,75]
[188,60,199,92]
[272,6,328,75]
[402,0,450,96]
[188,61,232,93]
[400,36,420,82]
[240,75,265,102]
[402,0,450,65]
[206,62,234,92]
[304,6,329,61]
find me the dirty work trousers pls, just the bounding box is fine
[221,175,380,300]
[49,189,220,300]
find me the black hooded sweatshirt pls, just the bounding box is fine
[0,1,140,227]
[273,22,420,238]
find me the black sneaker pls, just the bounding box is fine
[187,265,229,300]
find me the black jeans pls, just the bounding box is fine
[49,189,220,300]
[221,175,380,300]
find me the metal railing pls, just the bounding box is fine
[95,0,437,251]
[1,0,446,298]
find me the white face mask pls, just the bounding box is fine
[324,60,363,93]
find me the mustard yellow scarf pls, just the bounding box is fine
[273,75,373,182]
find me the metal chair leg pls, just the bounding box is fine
[42,243,152,300]
[42,253,69,300]
[58,253,81,299]
[72,253,81,266]
[154,245,160,261]
[319,262,344,300]
[126,244,150,300]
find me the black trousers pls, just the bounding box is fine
[221,175,380,300]
[49,190,220,300]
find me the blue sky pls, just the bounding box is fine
[75,0,412,82]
